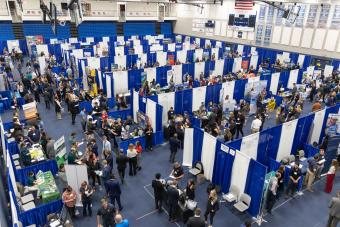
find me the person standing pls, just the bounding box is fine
[204,189,219,227]
[185,179,196,201]
[70,97,80,125]
[97,198,116,227]
[105,174,123,211]
[43,89,50,109]
[102,160,112,187]
[167,181,180,223]
[127,144,138,176]
[62,185,77,218]
[251,115,262,133]
[187,208,206,227]
[285,163,301,198]
[235,112,245,139]
[102,135,112,155]
[80,108,87,132]
[169,133,181,163]
[116,150,128,184]
[144,124,153,151]
[152,173,165,213]
[79,181,94,216]
[327,191,340,227]
[304,155,318,192]
[325,160,339,193]
[265,172,280,214]
[54,95,62,120]
[115,213,129,227]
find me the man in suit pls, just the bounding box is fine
[187,208,205,227]
[104,174,123,211]
[169,133,181,163]
[116,150,128,184]
[152,173,165,213]
[167,180,179,223]
[327,191,340,227]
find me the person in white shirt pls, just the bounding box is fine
[266,172,280,214]
[251,115,262,133]
[127,144,138,176]
[102,135,111,156]
[223,95,236,112]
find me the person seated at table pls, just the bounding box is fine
[98,92,108,110]
[87,117,96,135]
[27,171,36,187]
[27,125,41,144]
[121,125,131,140]
[68,147,80,165]
[170,162,184,182]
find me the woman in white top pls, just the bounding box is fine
[127,143,138,176]
[325,159,339,193]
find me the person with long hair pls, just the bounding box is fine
[325,159,339,193]
[185,179,196,201]
[204,189,219,227]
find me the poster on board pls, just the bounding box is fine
[326,114,340,136]
[54,136,66,166]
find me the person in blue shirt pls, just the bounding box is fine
[114,214,129,227]
[240,220,252,227]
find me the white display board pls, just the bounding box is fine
[65,164,89,207]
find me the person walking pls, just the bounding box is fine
[327,191,340,227]
[169,133,181,163]
[127,144,138,176]
[105,174,123,211]
[235,112,245,138]
[204,189,219,227]
[152,173,165,213]
[304,155,318,192]
[116,150,128,184]
[167,180,180,223]
[79,181,94,216]
[115,213,129,227]
[70,97,80,125]
[43,89,50,109]
[55,95,62,120]
[265,172,280,214]
[325,160,339,193]
[80,108,87,132]
[187,208,206,227]
[97,198,116,227]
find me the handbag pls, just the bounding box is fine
[186,199,197,211]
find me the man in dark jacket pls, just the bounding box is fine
[167,181,179,222]
[152,173,165,213]
[169,133,181,163]
[116,150,128,184]
[104,174,123,211]
[187,208,205,227]
[70,98,79,125]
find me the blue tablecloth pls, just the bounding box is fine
[119,130,164,152]
[17,97,25,107]
[19,199,63,226]
[79,101,93,113]
[0,98,11,110]
[108,108,131,120]
[304,144,319,158]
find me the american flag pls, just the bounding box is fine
[235,0,254,10]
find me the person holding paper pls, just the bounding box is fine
[62,185,77,218]
[80,181,94,217]
[170,162,184,182]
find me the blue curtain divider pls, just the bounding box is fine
[244,159,267,217]
[156,103,163,132]
[265,125,282,161]
[182,89,193,114]
[212,140,235,193]
[192,128,204,165]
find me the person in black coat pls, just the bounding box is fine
[204,189,219,226]
[70,98,80,125]
[167,181,179,223]
[152,173,165,213]
[116,150,128,184]
[144,124,153,151]
[187,208,206,227]
[104,174,123,211]
[169,133,181,163]
[185,179,195,201]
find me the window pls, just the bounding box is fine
[275,5,285,26]
[306,4,318,27]
[255,24,264,44]
[331,5,340,29]
[258,5,266,22]
[264,25,272,44]
[318,4,330,28]
[266,6,274,24]
[295,4,306,27]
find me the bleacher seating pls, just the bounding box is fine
[0,22,15,41]
[78,22,117,38]
[123,22,155,36]
[23,23,70,39]
[160,22,172,35]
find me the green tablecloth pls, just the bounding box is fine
[36,171,60,204]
